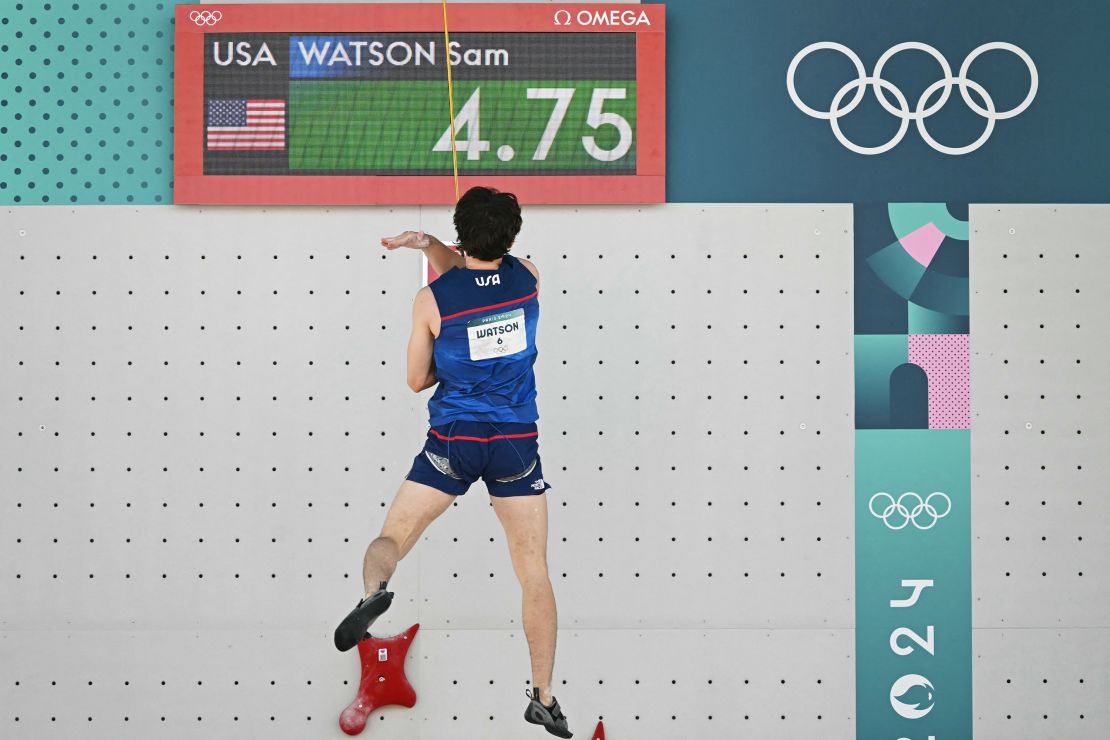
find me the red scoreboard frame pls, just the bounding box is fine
[174,3,665,204]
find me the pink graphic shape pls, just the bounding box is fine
[908,334,969,429]
[899,222,945,267]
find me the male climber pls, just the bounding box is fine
[333,186,571,738]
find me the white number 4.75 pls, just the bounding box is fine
[433,87,632,163]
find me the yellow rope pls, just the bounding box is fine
[441,0,460,202]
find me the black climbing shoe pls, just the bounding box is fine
[334,582,394,652]
[524,687,573,738]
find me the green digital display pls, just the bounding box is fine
[288,80,636,172]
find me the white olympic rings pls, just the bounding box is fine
[787,41,1037,155]
[869,491,952,531]
[189,10,223,27]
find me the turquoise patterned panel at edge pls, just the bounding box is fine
[0,0,192,205]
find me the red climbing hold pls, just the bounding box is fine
[338,623,420,736]
[592,719,605,740]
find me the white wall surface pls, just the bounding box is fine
[1,202,854,739]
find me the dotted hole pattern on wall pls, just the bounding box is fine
[969,205,1110,740]
[0,205,854,626]
[0,203,857,740]
[970,205,1109,630]
[0,1,187,205]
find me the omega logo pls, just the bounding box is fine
[553,9,651,27]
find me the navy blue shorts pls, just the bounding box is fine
[405,421,553,497]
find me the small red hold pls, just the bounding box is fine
[592,719,605,740]
[338,623,420,736]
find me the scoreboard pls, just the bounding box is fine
[173,4,665,204]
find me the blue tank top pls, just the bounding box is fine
[426,253,540,426]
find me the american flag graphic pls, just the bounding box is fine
[206,99,286,150]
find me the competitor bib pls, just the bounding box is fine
[467,308,527,361]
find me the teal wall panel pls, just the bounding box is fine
[0,0,190,204]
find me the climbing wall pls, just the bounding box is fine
[969,205,1109,737]
[5,201,1106,739]
[0,202,856,740]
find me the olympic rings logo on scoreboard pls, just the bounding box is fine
[869,491,952,530]
[787,41,1038,156]
[189,10,223,27]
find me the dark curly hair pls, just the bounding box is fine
[453,186,522,262]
